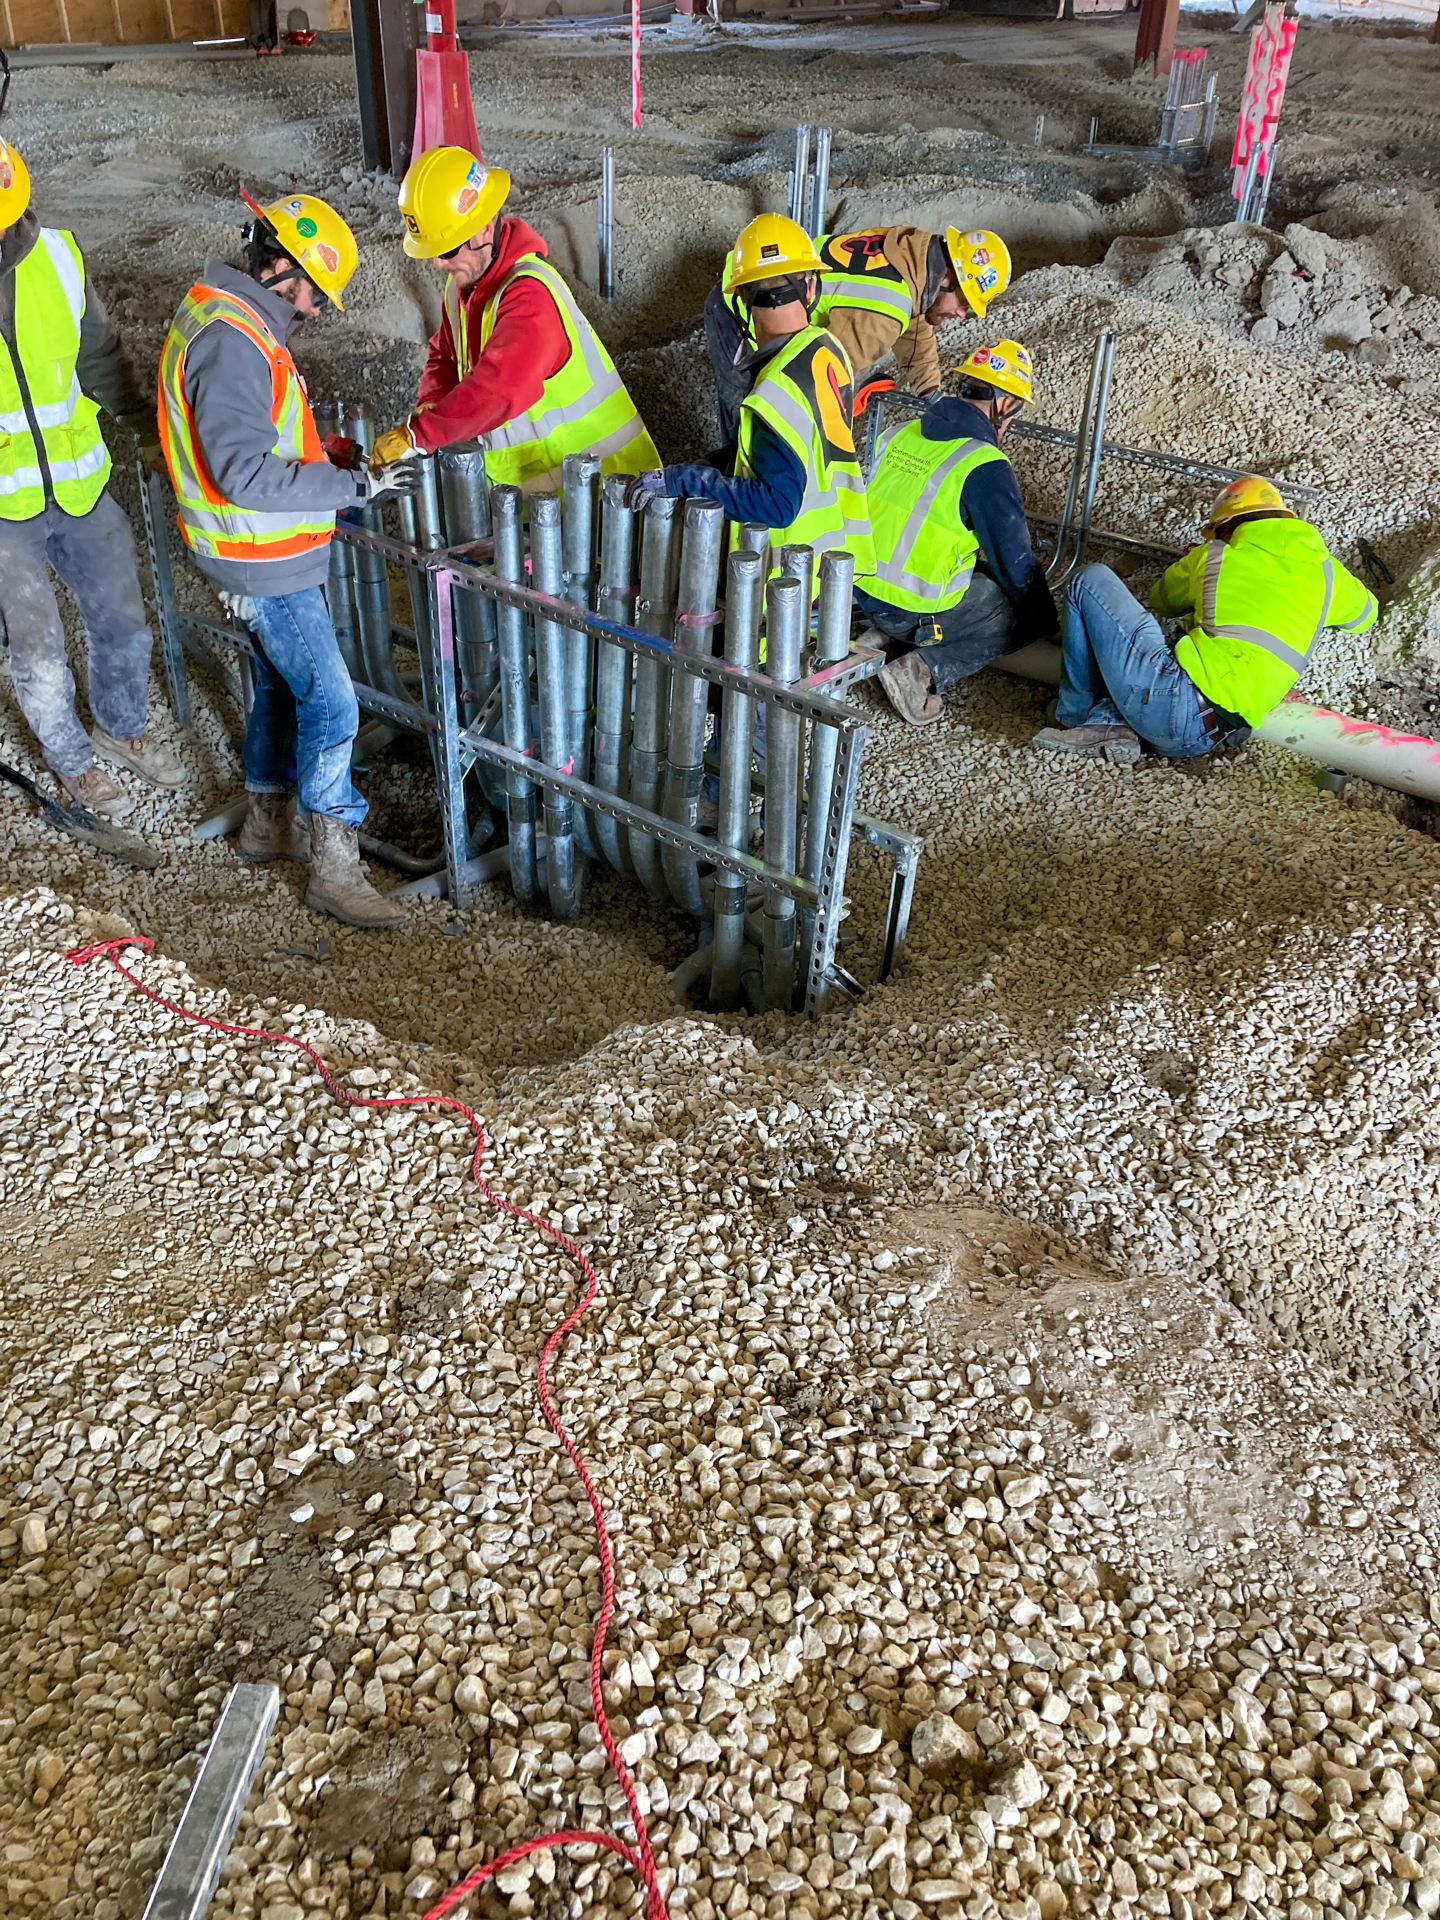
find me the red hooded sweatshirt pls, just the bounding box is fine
[409,218,571,455]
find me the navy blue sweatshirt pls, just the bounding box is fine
[878,395,1060,640]
[661,333,806,527]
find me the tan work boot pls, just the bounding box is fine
[1032,723,1142,768]
[878,650,942,726]
[60,764,135,822]
[305,813,405,929]
[91,729,186,789]
[237,791,310,865]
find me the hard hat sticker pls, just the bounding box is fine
[978,269,998,292]
[296,216,319,238]
[286,199,305,214]
[989,354,1006,371]
[316,242,340,272]
[456,185,479,214]
[0,156,10,193]
[465,162,486,189]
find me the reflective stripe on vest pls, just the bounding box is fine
[159,282,333,565]
[0,227,110,522]
[1199,538,1311,673]
[734,325,875,582]
[862,423,1009,611]
[812,230,915,329]
[447,254,659,492]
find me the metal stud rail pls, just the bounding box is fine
[138,446,921,1019]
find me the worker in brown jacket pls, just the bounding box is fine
[705,223,1011,454]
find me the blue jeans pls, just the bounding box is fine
[1059,563,1214,758]
[0,490,154,777]
[244,587,366,825]
[856,573,1019,690]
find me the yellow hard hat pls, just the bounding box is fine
[955,338,1033,406]
[1202,474,1296,536]
[725,213,821,294]
[0,137,31,228]
[242,188,358,310]
[398,146,511,260]
[945,227,1011,319]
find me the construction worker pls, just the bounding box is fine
[1033,477,1377,766]
[858,339,1059,726]
[626,215,873,581]
[0,135,183,823]
[372,146,659,488]
[159,188,422,927]
[705,223,1011,455]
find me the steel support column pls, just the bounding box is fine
[1134,0,1180,77]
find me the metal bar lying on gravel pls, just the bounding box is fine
[139,1682,279,1920]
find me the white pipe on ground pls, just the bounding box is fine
[988,644,1440,804]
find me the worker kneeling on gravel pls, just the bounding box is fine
[373,146,659,489]
[1033,477,1377,767]
[625,215,874,582]
[705,222,1011,456]
[0,136,184,824]
[159,189,424,928]
[859,339,1059,726]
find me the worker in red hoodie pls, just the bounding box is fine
[372,146,659,489]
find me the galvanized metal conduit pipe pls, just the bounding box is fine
[1067,330,1116,586]
[628,495,680,898]
[710,549,764,1011]
[788,123,810,226]
[561,453,603,861]
[592,475,636,875]
[437,444,498,721]
[762,574,805,1012]
[397,453,445,720]
[779,542,814,817]
[661,498,726,916]
[531,492,584,920]
[797,549,854,995]
[343,401,410,704]
[316,402,362,679]
[491,485,540,906]
[598,146,615,302]
[805,126,831,238]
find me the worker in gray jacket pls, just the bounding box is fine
[159,189,421,928]
[0,134,183,823]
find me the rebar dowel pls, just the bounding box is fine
[661,498,726,916]
[1087,114,1098,150]
[343,401,410,703]
[805,125,831,238]
[491,485,539,906]
[531,492,584,920]
[598,146,615,301]
[797,549,853,998]
[593,474,636,874]
[1069,332,1116,580]
[762,574,805,1012]
[437,444,499,720]
[628,494,680,897]
[711,550,763,1011]
[788,123,811,225]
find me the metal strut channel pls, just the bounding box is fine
[139,462,192,731]
[139,1682,279,1920]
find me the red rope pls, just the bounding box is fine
[64,936,671,1920]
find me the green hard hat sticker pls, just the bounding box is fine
[296,215,319,238]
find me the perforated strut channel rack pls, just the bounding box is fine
[137,457,922,1020]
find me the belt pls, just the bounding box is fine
[1196,695,1250,747]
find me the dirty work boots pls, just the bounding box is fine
[237,791,310,864]
[305,812,405,930]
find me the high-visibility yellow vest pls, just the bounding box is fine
[0,227,110,523]
[159,281,333,568]
[858,419,1008,614]
[1153,518,1378,728]
[734,324,874,583]
[448,253,659,493]
[721,229,916,336]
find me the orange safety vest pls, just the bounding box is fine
[158,281,334,567]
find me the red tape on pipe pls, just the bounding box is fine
[65,935,672,1920]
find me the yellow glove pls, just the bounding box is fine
[371,423,417,468]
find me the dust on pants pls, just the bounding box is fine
[0,489,155,779]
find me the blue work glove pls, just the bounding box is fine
[623,467,669,513]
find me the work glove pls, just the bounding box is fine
[219,589,260,627]
[322,432,365,471]
[623,467,669,514]
[371,423,418,467]
[122,413,165,473]
[357,453,425,505]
